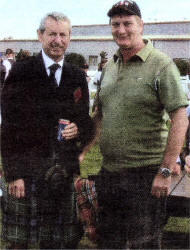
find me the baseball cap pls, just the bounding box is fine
[107,0,141,18]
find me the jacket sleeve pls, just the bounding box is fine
[1,63,28,182]
[72,69,95,149]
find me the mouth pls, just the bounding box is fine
[117,36,128,40]
[51,47,64,53]
[52,46,63,49]
[51,44,64,49]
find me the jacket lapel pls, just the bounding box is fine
[59,62,72,88]
[35,52,49,84]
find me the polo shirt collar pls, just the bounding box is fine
[136,39,154,62]
[113,39,154,63]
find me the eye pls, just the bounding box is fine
[111,22,120,28]
[49,32,56,37]
[123,22,132,27]
[60,33,67,37]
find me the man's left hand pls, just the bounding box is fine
[62,123,79,140]
[151,174,171,198]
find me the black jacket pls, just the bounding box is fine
[1,53,94,182]
[0,62,6,87]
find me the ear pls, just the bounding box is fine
[140,20,144,35]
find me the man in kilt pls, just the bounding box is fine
[1,12,94,249]
[80,1,189,249]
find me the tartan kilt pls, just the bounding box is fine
[1,177,83,248]
[74,177,99,243]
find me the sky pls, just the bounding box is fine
[0,0,190,40]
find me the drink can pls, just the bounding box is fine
[57,119,70,141]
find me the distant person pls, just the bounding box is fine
[0,58,6,126]
[65,52,90,82]
[80,1,189,249]
[93,58,108,86]
[16,49,31,61]
[1,12,93,249]
[81,63,91,83]
[0,58,6,87]
[2,48,15,79]
[93,60,107,88]
[92,56,108,113]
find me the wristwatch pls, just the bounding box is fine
[159,168,172,178]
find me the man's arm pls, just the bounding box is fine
[1,60,37,199]
[1,65,27,198]
[70,67,94,147]
[151,107,189,198]
[79,110,102,163]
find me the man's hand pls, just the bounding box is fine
[185,155,190,175]
[8,179,25,198]
[79,151,87,163]
[151,174,171,198]
[62,122,78,140]
[172,163,181,175]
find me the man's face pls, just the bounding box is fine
[111,15,143,50]
[38,17,70,62]
[7,53,14,59]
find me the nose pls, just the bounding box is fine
[118,23,126,34]
[54,34,63,44]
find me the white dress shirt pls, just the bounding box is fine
[41,49,64,86]
[2,58,13,80]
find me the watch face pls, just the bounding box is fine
[161,168,171,178]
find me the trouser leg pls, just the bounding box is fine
[129,233,162,249]
[96,174,128,249]
[39,240,61,249]
[124,170,166,249]
[97,206,127,249]
[6,243,28,249]
[96,167,167,249]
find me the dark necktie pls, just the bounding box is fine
[49,63,60,87]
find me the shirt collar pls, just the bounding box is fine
[42,49,64,70]
[114,39,154,63]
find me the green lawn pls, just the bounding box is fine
[165,217,190,233]
[80,143,102,178]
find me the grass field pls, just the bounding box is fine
[0,144,189,249]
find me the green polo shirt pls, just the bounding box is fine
[99,39,188,172]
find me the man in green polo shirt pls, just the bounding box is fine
[80,1,189,249]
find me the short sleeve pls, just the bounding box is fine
[159,62,189,113]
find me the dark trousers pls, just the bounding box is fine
[96,167,167,249]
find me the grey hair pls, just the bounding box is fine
[38,12,71,33]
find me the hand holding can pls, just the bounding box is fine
[57,119,70,141]
[62,122,79,140]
